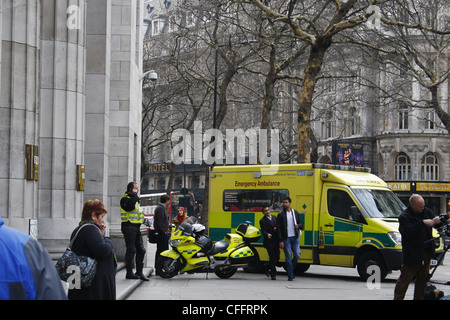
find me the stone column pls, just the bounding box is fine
[38,0,87,251]
[0,0,40,232]
[108,0,145,261]
[84,0,111,208]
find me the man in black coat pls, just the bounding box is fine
[394,194,443,300]
[153,194,170,269]
[259,207,280,280]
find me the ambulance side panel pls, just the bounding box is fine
[208,166,318,265]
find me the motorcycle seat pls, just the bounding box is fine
[207,240,229,256]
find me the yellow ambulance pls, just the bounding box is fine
[208,163,436,281]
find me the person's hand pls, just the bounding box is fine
[267,234,272,239]
[100,223,106,236]
[432,216,442,226]
[423,217,441,227]
[279,242,284,249]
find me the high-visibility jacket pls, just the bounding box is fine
[120,194,145,224]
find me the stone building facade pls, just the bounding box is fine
[0,0,145,257]
[312,64,449,215]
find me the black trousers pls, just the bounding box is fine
[264,242,280,277]
[155,232,169,268]
[394,249,432,300]
[121,222,146,271]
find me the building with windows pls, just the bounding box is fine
[312,62,449,216]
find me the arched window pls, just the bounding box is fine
[421,152,439,181]
[394,153,411,181]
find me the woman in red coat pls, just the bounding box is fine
[68,199,117,300]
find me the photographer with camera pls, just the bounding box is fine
[394,194,446,300]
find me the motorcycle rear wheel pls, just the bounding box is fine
[156,256,182,278]
[214,266,237,279]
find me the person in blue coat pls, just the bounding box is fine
[0,216,67,300]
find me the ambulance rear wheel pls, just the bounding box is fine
[243,252,262,273]
[281,263,310,275]
[295,263,310,275]
[357,251,388,281]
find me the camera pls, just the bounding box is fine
[439,213,449,225]
[437,213,450,238]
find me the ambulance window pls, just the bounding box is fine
[327,189,357,220]
[223,189,289,212]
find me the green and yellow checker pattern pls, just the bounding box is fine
[230,248,254,259]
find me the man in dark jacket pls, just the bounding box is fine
[277,197,303,281]
[0,216,66,300]
[259,207,279,280]
[394,194,443,300]
[153,194,170,269]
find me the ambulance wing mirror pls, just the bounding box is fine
[350,206,365,224]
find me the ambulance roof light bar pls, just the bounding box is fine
[313,163,371,173]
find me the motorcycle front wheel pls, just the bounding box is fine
[156,256,183,278]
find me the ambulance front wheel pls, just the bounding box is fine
[356,251,388,281]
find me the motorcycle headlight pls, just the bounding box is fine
[388,232,402,246]
[169,239,182,247]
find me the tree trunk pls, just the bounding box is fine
[297,38,331,163]
[261,45,277,130]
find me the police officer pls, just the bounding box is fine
[120,182,149,281]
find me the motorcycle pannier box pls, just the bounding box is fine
[225,233,242,246]
[236,224,261,243]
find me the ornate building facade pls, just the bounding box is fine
[313,61,449,215]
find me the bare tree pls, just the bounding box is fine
[143,0,268,227]
[241,0,383,162]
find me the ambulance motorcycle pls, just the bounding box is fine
[156,218,261,279]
